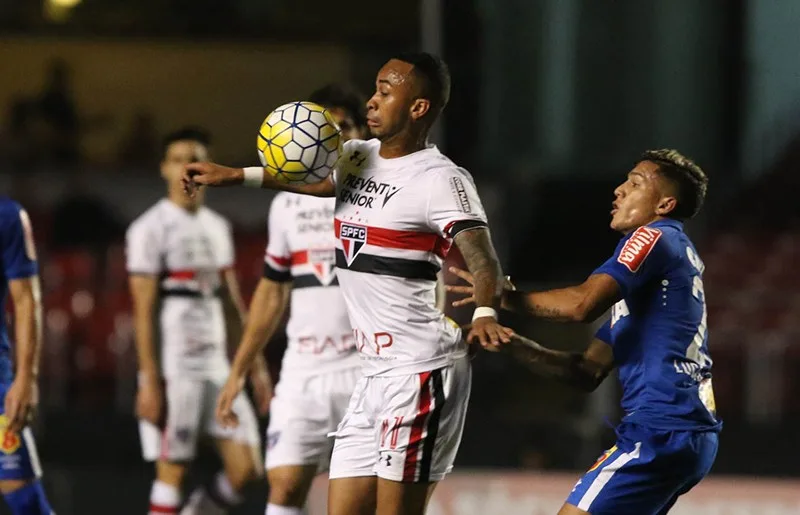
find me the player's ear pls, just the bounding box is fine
[410,98,430,121]
[656,196,678,216]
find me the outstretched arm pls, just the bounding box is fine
[182,162,336,198]
[505,332,615,392]
[448,270,621,324]
[503,274,621,323]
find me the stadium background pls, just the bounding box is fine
[2,0,800,513]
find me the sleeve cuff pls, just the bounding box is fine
[263,263,292,282]
[445,220,488,239]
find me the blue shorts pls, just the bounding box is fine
[566,422,718,515]
[0,384,43,480]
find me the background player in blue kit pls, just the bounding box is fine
[0,198,54,514]
[448,149,719,515]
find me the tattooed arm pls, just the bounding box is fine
[504,274,621,322]
[453,227,503,311]
[448,270,621,324]
[505,332,615,392]
[452,227,510,347]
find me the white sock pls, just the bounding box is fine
[266,504,303,515]
[179,472,242,515]
[150,480,181,514]
[213,472,243,506]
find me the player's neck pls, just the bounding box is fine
[378,129,428,159]
[167,190,201,212]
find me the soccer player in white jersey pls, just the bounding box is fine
[183,53,508,515]
[127,127,269,515]
[215,84,369,515]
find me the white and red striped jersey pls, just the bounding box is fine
[126,198,234,380]
[263,193,359,375]
[331,139,489,376]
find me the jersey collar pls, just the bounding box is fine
[646,218,684,231]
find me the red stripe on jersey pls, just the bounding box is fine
[168,270,196,280]
[149,504,179,514]
[403,371,433,482]
[291,250,308,265]
[267,253,291,267]
[334,219,450,258]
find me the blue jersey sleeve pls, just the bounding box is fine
[1,204,38,280]
[594,320,612,344]
[592,225,668,298]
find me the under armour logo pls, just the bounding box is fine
[380,453,392,467]
[349,151,367,167]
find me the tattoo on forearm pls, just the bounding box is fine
[454,228,503,307]
[507,334,603,391]
[504,290,582,322]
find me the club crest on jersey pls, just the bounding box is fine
[308,248,336,285]
[587,445,618,472]
[0,416,21,455]
[339,223,367,265]
[617,226,662,272]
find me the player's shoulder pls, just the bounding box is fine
[198,205,231,229]
[615,219,688,272]
[342,138,380,157]
[0,196,23,219]
[127,199,169,235]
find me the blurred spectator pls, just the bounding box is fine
[50,171,124,252]
[37,58,81,166]
[117,109,159,168]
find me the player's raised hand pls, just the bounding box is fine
[182,162,244,197]
[136,377,164,426]
[216,375,246,428]
[4,375,38,433]
[447,267,517,308]
[467,316,514,351]
[446,266,476,307]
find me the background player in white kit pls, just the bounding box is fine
[215,84,369,515]
[183,53,508,515]
[127,127,269,515]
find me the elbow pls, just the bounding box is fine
[567,302,592,323]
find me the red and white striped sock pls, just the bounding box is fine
[149,480,180,514]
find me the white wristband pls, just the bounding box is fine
[472,306,498,322]
[242,167,264,188]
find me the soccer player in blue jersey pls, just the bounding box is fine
[448,149,719,515]
[0,198,54,514]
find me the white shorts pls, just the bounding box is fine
[328,356,471,483]
[266,367,361,471]
[139,377,260,462]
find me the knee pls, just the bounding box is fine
[227,458,263,491]
[156,460,188,487]
[267,471,311,507]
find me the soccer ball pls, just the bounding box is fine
[257,101,341,184]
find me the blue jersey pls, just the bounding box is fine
[0,198,38,385]
[593,218,721,433]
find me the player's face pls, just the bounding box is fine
[610,160,674,233]
[366,59,417,140]
[326,106,366,142]
[161,140,209,197]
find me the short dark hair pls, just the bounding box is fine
[392,52,451,118]
[642,149,708,220]
[309,83,367,129]
[161,126,211,159]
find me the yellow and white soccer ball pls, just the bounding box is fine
[257,101,341,184]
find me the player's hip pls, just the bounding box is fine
[614,421,719,467]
